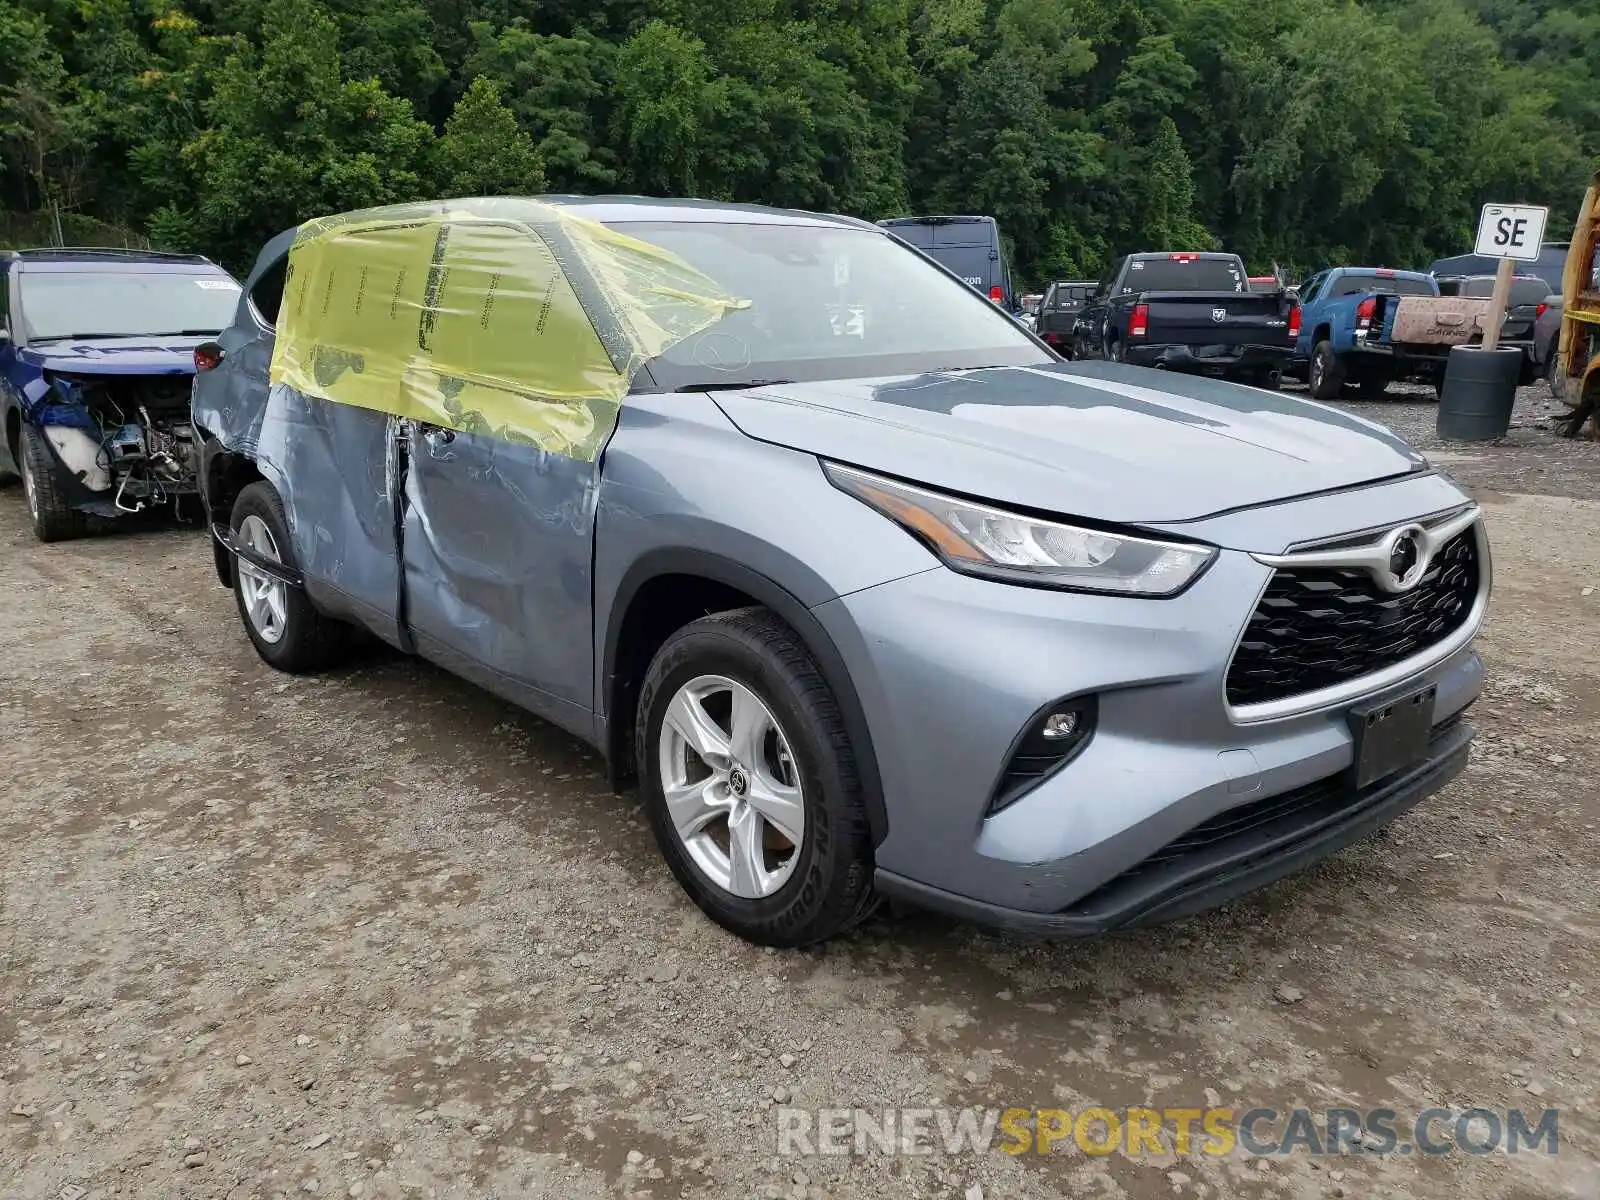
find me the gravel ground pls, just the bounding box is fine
[1324,379,1600,500]
[3,382,1599,1200]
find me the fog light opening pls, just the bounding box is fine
[988,695,1098,815]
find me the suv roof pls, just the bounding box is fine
[265,197,883,243]
[4,246,218,267]
[879,215,997,225]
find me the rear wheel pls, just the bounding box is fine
[1550,344,1580,407]
[637,608,878,946]
[1307,340,1346,400]
[229,481,345,673]
[19,425,85,543]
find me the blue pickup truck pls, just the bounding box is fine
[1292,267,1489,399]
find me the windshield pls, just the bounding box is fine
[1120,258,1243,293]
[20,270,240,341]
[607,222,1047,389]
[1327,274,1434,298]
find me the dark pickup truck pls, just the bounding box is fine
[1071,252,1299,387]
[1435,273,1551,384]
[1033,279,1096,355]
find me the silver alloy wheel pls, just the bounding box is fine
[1311,350,1326,392]
[20,443,38,522]
[236,514,289,645]
[657,673,806,899]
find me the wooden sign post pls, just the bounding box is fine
[1473,203,1549,351]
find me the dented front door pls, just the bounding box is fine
[400,425,600,736]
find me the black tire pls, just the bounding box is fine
[1550,347,1579,408]
[1252,368,1282,391]
[1307,340,1346,399]
[229,481,345,673]
[636,607,879,947]
[1107,337,1123,363]
[1353,374,1389,398]
[19,424,86,542]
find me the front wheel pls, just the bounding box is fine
[19,425,85,543]
[229,481,345,673]
[637,608,878,946]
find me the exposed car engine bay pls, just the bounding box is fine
[34,373,199,515]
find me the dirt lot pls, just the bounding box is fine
[2,383,1598,1200]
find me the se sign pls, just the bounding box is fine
[1474,203,1549,262]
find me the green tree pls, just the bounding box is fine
[611,20,715,196]
[464,21,620,192]
[163,0,433,267]
[4,0,1598,287]
[434,76,545,195]
[0,0,87,231]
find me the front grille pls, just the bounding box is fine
[1226,529,1480,708]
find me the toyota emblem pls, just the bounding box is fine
[1211,308,1226,323]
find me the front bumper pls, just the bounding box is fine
[1124,342,1292,374]
[810,475,1488,934]
[876,714,1471,936]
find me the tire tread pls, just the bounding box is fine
[21,425,86,542]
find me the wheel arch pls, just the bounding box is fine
[3,402,20,464]
[200,439,267,586]
[601,548,889,848]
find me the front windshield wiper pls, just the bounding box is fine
[673,379,794,392]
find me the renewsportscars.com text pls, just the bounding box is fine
[776,1106,1561,1158]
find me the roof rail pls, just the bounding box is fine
[12,246,214,264]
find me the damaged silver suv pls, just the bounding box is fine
[193,198,1487,947]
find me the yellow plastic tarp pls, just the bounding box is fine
[269,198,747,461]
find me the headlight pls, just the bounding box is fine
[824,462,1215,596]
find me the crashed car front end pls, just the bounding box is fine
[27,369,201,518]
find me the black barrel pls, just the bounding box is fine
[1436,345,1521,440]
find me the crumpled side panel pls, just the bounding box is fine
[269,199,746,463]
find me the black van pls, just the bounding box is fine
[878,215,1014,309]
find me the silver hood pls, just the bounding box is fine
[708,360,1428,525]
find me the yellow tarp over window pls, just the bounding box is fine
[269,198,747,462]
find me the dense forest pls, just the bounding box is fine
[2,0,1596,285]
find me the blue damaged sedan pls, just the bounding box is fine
[191,197,1488,946]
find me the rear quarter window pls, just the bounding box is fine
[249,257,288,326]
